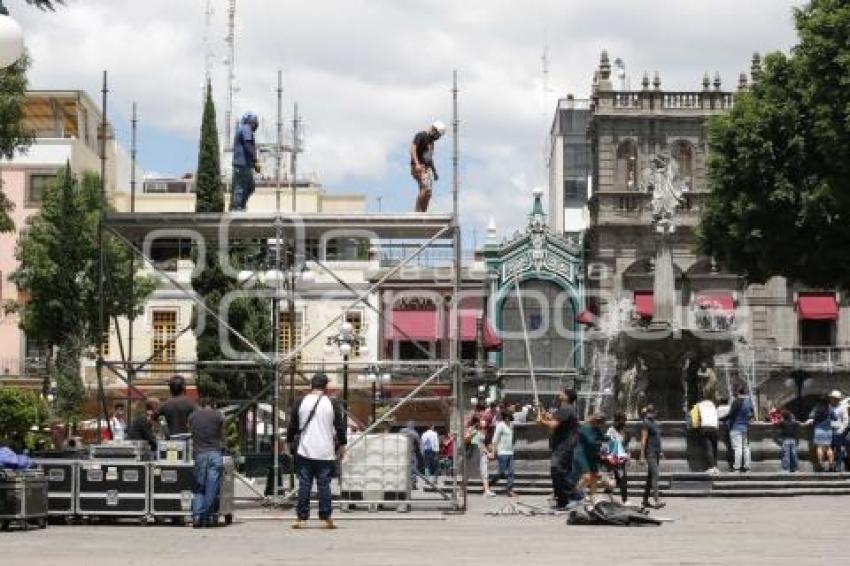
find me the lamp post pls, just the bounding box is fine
[359,366,391,425]
[325,321,367,413]
[0,2,24,68]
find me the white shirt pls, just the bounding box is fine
[296,393,337,461]
[110,417,126,441]
[717,404,730,420]
[697,400,719,428]
[421,429,439,452]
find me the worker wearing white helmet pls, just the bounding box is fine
[410,120,446,212]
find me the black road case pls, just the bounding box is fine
[33,458,77,517]
[150,462,194,520]
[76,461,149,517]
[0,470,48,531]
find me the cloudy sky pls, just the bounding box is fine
[15,0,804,239]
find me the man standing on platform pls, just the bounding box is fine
[410,120,446,212]
[286,373,347,530]
[421,425,440,482]
[230,111,260,211]
[188,399,225,528]
[537,388,579,509]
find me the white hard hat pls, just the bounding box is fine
[830,390,843,399]
[431,120,446,135]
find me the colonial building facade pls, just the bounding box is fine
[576,51,850,417]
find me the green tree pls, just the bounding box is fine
[698,0,850,288]
[192,83,271,401]
[0,53,33,233]
[12,166,155,421]
[0,388,48,449]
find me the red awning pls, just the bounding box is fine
[456,310,502,350]
[695,292,734,311]
[634,291,654,319]
[386,310,440,341]
[797,293,838,321]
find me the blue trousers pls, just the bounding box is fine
[496,454,515,492]
[192,451,223,522]
[296,456,334,521]
[832,431,847,471]
[230,166,255,210]
[781,439,798,472]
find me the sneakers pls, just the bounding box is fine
[707,467,720,475]
[484,490,497,497]
[642,500,666,510]
[291,520,306,530]
[320,519,337,530]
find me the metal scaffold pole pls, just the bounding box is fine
[96,70,110,439]
[127,101,138,420]
[450,69,465,511]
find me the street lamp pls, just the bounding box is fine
[358,366,391,425]
[0,2,25,68]
[325,320,368,412]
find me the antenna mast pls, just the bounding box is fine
[202,0,214,87]
[224,0,237,151]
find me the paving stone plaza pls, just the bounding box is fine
[2,496,845,565]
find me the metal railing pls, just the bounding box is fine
[608,90,735,112]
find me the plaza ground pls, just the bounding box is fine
[2,495,846,565]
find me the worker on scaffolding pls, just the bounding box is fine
[230,111,260,211]
[410,120,446,212]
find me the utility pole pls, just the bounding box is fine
[275,70,283,212]
[290,103,299,213]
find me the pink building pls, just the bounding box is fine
[0,91,127,388]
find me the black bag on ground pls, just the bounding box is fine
[567,500,663,527]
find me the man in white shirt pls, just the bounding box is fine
[285,373,346,529]
[109,405,126,441]
[696,398,719,473]
[420,425,440,482]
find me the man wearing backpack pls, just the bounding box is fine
[286,373,347,529]
[728,385,754,473]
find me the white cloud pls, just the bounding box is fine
[15,0,804,235]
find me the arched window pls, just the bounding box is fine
[671,141,694,191]
[616,140,638,190]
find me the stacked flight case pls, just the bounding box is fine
[0,469,49,531]
[32,458,78,519]
[77,460,150,520]
[149,456,235,525]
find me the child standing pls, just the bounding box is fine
[777,409,799,472]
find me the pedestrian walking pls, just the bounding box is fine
[806,397,834,472]
[696,397,720,473]
[776,409,799,473]
[828,391,848,472]
[728,385,754,472]
[605,411,630,503]
[639,404,665,509]
[717,397,735,471]
[536,388,580,510]
[286,373,347,530]
[491,409,516,497]
[573,414,606,502]
[401,421,425,489]
[421,425,440,482]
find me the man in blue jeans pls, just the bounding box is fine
[286,373,347,529]
[188,400,224,528]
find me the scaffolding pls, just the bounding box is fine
[94,71,468,512]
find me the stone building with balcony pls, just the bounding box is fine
[577,51,850,416]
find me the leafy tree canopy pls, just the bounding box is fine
[698,0,850,288]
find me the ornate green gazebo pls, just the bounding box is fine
[481,189,585,398]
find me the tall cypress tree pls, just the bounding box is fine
[191,83,271,401]
[195,82,224,213]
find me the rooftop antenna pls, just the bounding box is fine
[275,70,283,213]
[223,0,236,151]
[202,0,214,88]
[540,41,552,187]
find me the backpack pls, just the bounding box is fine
[688,405,701,429]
